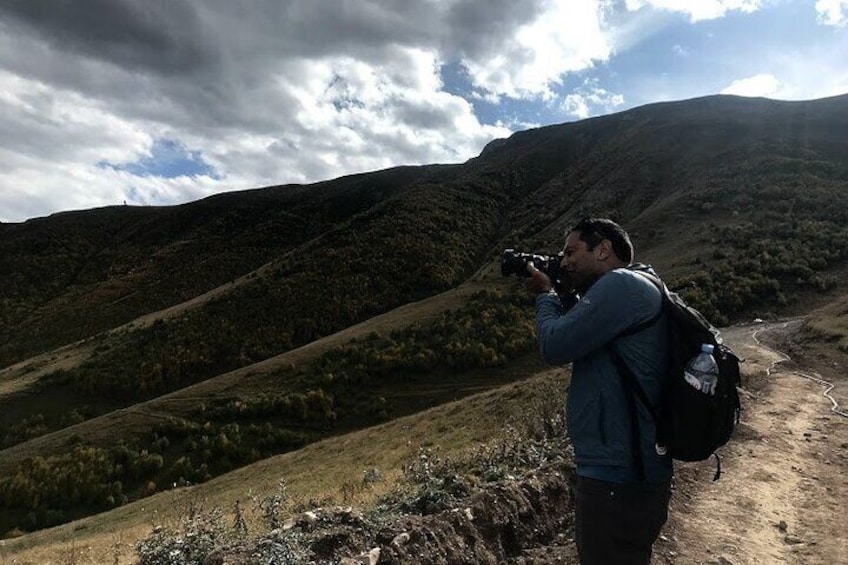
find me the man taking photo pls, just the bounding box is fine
[526,217,672,565]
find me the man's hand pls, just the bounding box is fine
[526,262,553,294]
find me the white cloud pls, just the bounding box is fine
[461,0,612,100]
[816,0,848,26]
[754,46,848,101]
[562,80,626,119]
[0,69,151,166]
[673,44,690,57]
[625,0,764,22]
[720,73,781,97]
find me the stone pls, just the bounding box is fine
[392,532,410,547]
[303,510,318,523]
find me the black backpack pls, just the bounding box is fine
[608,265,742,480]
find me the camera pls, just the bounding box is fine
[501,248,566,289]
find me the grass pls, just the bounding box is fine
[0,366,570,564]
[0,280,497,472]
[806,297,848,351]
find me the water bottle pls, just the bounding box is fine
[683,343,719,395]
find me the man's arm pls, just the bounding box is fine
[535,271,659,365]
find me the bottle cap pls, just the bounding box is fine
[701,343,715,354]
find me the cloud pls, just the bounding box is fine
[624,0,764,22]
[459,0,613,100]
[673,44,690,57]
[1,0,533,222]
[562,80,626,119]
[720,73,781,97]
[0,0,210,75]
[0,0,842,223]
[815,0,848,26]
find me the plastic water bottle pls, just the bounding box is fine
[683,343,719,395]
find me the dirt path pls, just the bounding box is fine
[655,321,848,564]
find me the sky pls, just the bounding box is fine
[1,0,846,223]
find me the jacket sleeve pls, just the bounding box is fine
[535,270,660,365]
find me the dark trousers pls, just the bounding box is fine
[574,476,671,565]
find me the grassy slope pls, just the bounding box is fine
[790,292,848,393]
[0,277,511,472]
[0,165,453,366]
[0,366,571,564]
[7,306,844,564]
[8,298,829,564]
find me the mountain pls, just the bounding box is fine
[1,93,847,536]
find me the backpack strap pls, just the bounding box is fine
[606,267,667,479]
[610,266,666,422]
[608,344,652,480]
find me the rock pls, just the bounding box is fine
[341,547,382,565]
[303,510,318,523]
[464,507,474,521]
[282,510,318,531]
[392,532,410,547]
[784,536,804,545]
[777,520,788,532]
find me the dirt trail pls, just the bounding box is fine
[655,321,848,564]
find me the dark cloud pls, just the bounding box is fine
[0,0,211,75]
[444,0,548,57]
[392,98,459,130]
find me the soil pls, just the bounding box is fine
[503,319,848,564]
[652,320,848,565]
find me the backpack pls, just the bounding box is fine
[608,264,742,480]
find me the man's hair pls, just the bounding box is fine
[570,217,634,264]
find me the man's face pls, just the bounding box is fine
[560,230,602,294]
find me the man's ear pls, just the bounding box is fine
[594,239,613,261]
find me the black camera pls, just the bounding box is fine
[501,248,565,288]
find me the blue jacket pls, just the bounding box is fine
[535,268,672,483]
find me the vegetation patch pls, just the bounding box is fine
[133,383,573,565]
[0,291,539,535]
[676,176,848,324]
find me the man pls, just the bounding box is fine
[526,217,672,565]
